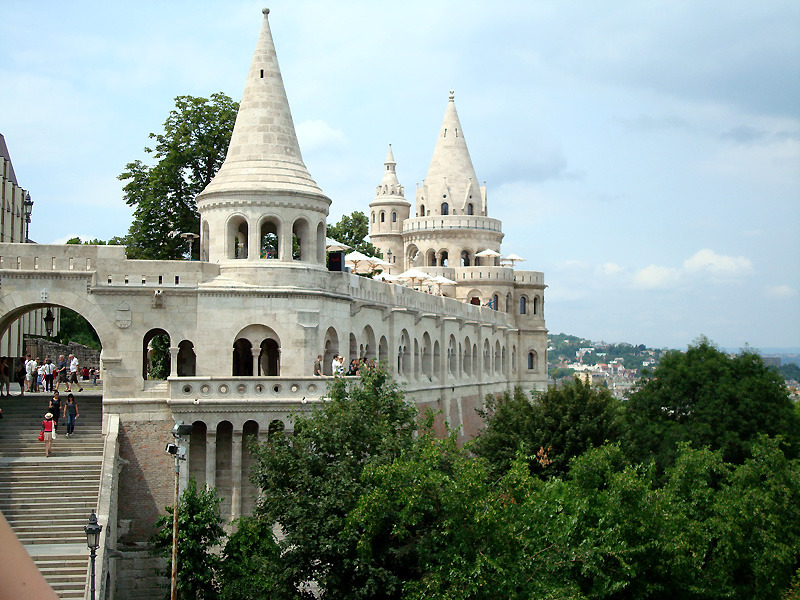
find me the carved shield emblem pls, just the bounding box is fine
[116,303,132,329]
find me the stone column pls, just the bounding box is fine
[249,219,260,261]
[205,431,216,490]
[280,227,293,262]
[169,346,179,377]
[230,430,243,521]
[251,348,260,377]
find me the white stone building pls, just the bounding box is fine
[0,9,547,582]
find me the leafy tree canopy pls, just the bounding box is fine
[326,211,380,257]
[472,380,622,480]
[150,477,225,600]
[246,367,418,599]
[119,93,238,260]
[622,337,800,472]
[55,308,101,351]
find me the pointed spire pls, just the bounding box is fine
[199,8,326,199]
[423,91,481,210]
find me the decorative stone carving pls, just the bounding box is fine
[115,303,131,329]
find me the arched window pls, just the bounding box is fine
[440,250,449,267]
[420,204,425,217]
[492,294,499,311]
[143,329,170,380]
[460,250,470,267]
[441,202,449,215]
[528,350,538,371]
[371,212,375,223]
[533,296,540,315]
[177,340,196,376]
[380,211,385,223]
[392,211,397,223]
[467,203,474,215]
[520,296,527,315]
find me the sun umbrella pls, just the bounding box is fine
[395,268,432,287]
[501,253,526,266]
[326,238,352,252]
[475,249,501,257]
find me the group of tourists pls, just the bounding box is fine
[0,354,86,397]
[40,390,79,457]
[314,354,377,377]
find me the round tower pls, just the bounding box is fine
[403,91,503,271]
[368,145,409,273]
[196,8,331,271]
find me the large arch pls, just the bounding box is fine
[259,216,281,259]
[177,340,196,376]
[323,327,339,375]
[143,328,170,380]
[361,325,376,359]
[292,217,310,261]
[232,324,281,376]
[226,214,249,259]
[378,335,389,366]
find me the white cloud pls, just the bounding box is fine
[632,265,681,289]
[296,119,347,152]
[682,248,753,277]
[766,284,796,298]
[600,262,623,275]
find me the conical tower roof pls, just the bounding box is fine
[423,91,480,197]
[198,8,327,200]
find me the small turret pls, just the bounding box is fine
[368,144,409,273]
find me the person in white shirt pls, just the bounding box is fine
[331,355,342,376]
[68,354,83,393]
[24,355,36,393]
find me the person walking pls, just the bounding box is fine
[63,393,78,437]
[48,392,61,434]
[0,358,10,397]
[15,357,26,397]
[43,359,54,392]
[55,355,67,392]
[41,412,55,457]
[24,355,36,393]
[68,354,83,392]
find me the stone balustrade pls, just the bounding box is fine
[170,376,330,402]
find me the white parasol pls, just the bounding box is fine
[326,238,352,252]
[395,268,432,287]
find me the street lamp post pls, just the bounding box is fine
[43,308,55,338]
[84,510,102,600]
[22,192,33,243]
[180,232,199,261]
[166,422,192,600]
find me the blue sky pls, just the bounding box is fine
[1,0,798,350]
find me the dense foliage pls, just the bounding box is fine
[473,379,621,479]
[54,308,101,351]
[326,211,380,257]
[119,93,238,259]
[151,477,225,600]
[622,338,800,472]
[157,340,800,598]
[548,332,669,373]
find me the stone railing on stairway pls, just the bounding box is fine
[94,414,120,600]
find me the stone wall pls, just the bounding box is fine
[23,338,100,370]
[117,420,175,547]
[114,550,168,600]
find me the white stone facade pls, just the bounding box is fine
[0,9,547,536]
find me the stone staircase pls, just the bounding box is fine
[0,392,104,599]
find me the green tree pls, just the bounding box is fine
[119,93,238,260]
[218,516,287,600]
[473,379,621,479]
[150,477,225,600]
[248,367,418,599]
[55,308,101,351]
[326,211,380,256]
[623,338,800,472]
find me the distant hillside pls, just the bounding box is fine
[547,333,670,373]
